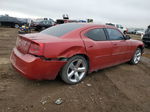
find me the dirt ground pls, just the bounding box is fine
[0,28,150,112]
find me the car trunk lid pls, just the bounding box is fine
[16,33,61,56]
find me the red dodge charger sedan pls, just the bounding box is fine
[10,23,144,84]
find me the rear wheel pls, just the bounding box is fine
[60,55,88,84]
[129,48,142,64]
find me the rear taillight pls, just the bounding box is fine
[28,42,43,56]
[16,36,44,56]
[16,37,31,54]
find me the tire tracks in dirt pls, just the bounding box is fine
[105,61,150,112]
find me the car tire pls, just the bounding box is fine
[129,48,142,65]
[60,55,88,84]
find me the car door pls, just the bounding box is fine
[81,27,113,72]
[106,28,131,64]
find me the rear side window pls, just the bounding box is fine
[40,23,84,37]
[106,28,124,40]
[85,28,107,41]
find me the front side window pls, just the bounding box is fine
[106,28,124,40]
[85,28,107,41]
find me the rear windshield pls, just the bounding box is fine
[40,23,84,37]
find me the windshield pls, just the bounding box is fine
[40,23,85,37]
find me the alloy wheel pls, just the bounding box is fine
[133,49,141,64]
[67,59,87,83]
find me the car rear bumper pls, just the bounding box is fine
[10,48,67,80]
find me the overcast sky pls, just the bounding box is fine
[0,0,150,28]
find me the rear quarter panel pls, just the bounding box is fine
[43,31,87,59]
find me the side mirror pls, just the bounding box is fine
[125,35,131,40]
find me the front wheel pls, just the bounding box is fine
[60,55,88,84]
[129,48,142,65]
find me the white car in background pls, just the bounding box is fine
[106,23,128,34]
[136,29,145,39]
[116,24,128,34]
[136,29,145,35]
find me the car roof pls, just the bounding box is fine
[40,23,117,37]
[64,23,116,29]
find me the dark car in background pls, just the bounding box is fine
[31,19,55,31]
[142,25,150,47]
[0,15,27,28]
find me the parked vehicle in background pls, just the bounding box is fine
[31,19,55,31]
[135,29,145,39]
[56,19,78,24]
[106,23,128,34]
[142,25,150,47]
[56,19,87,24]
[0,15,27,28]
[136,29,145,35]
[10,23,144,84]
[18,24,31,34]
[127,28,137,34]
[56,14,83,24]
